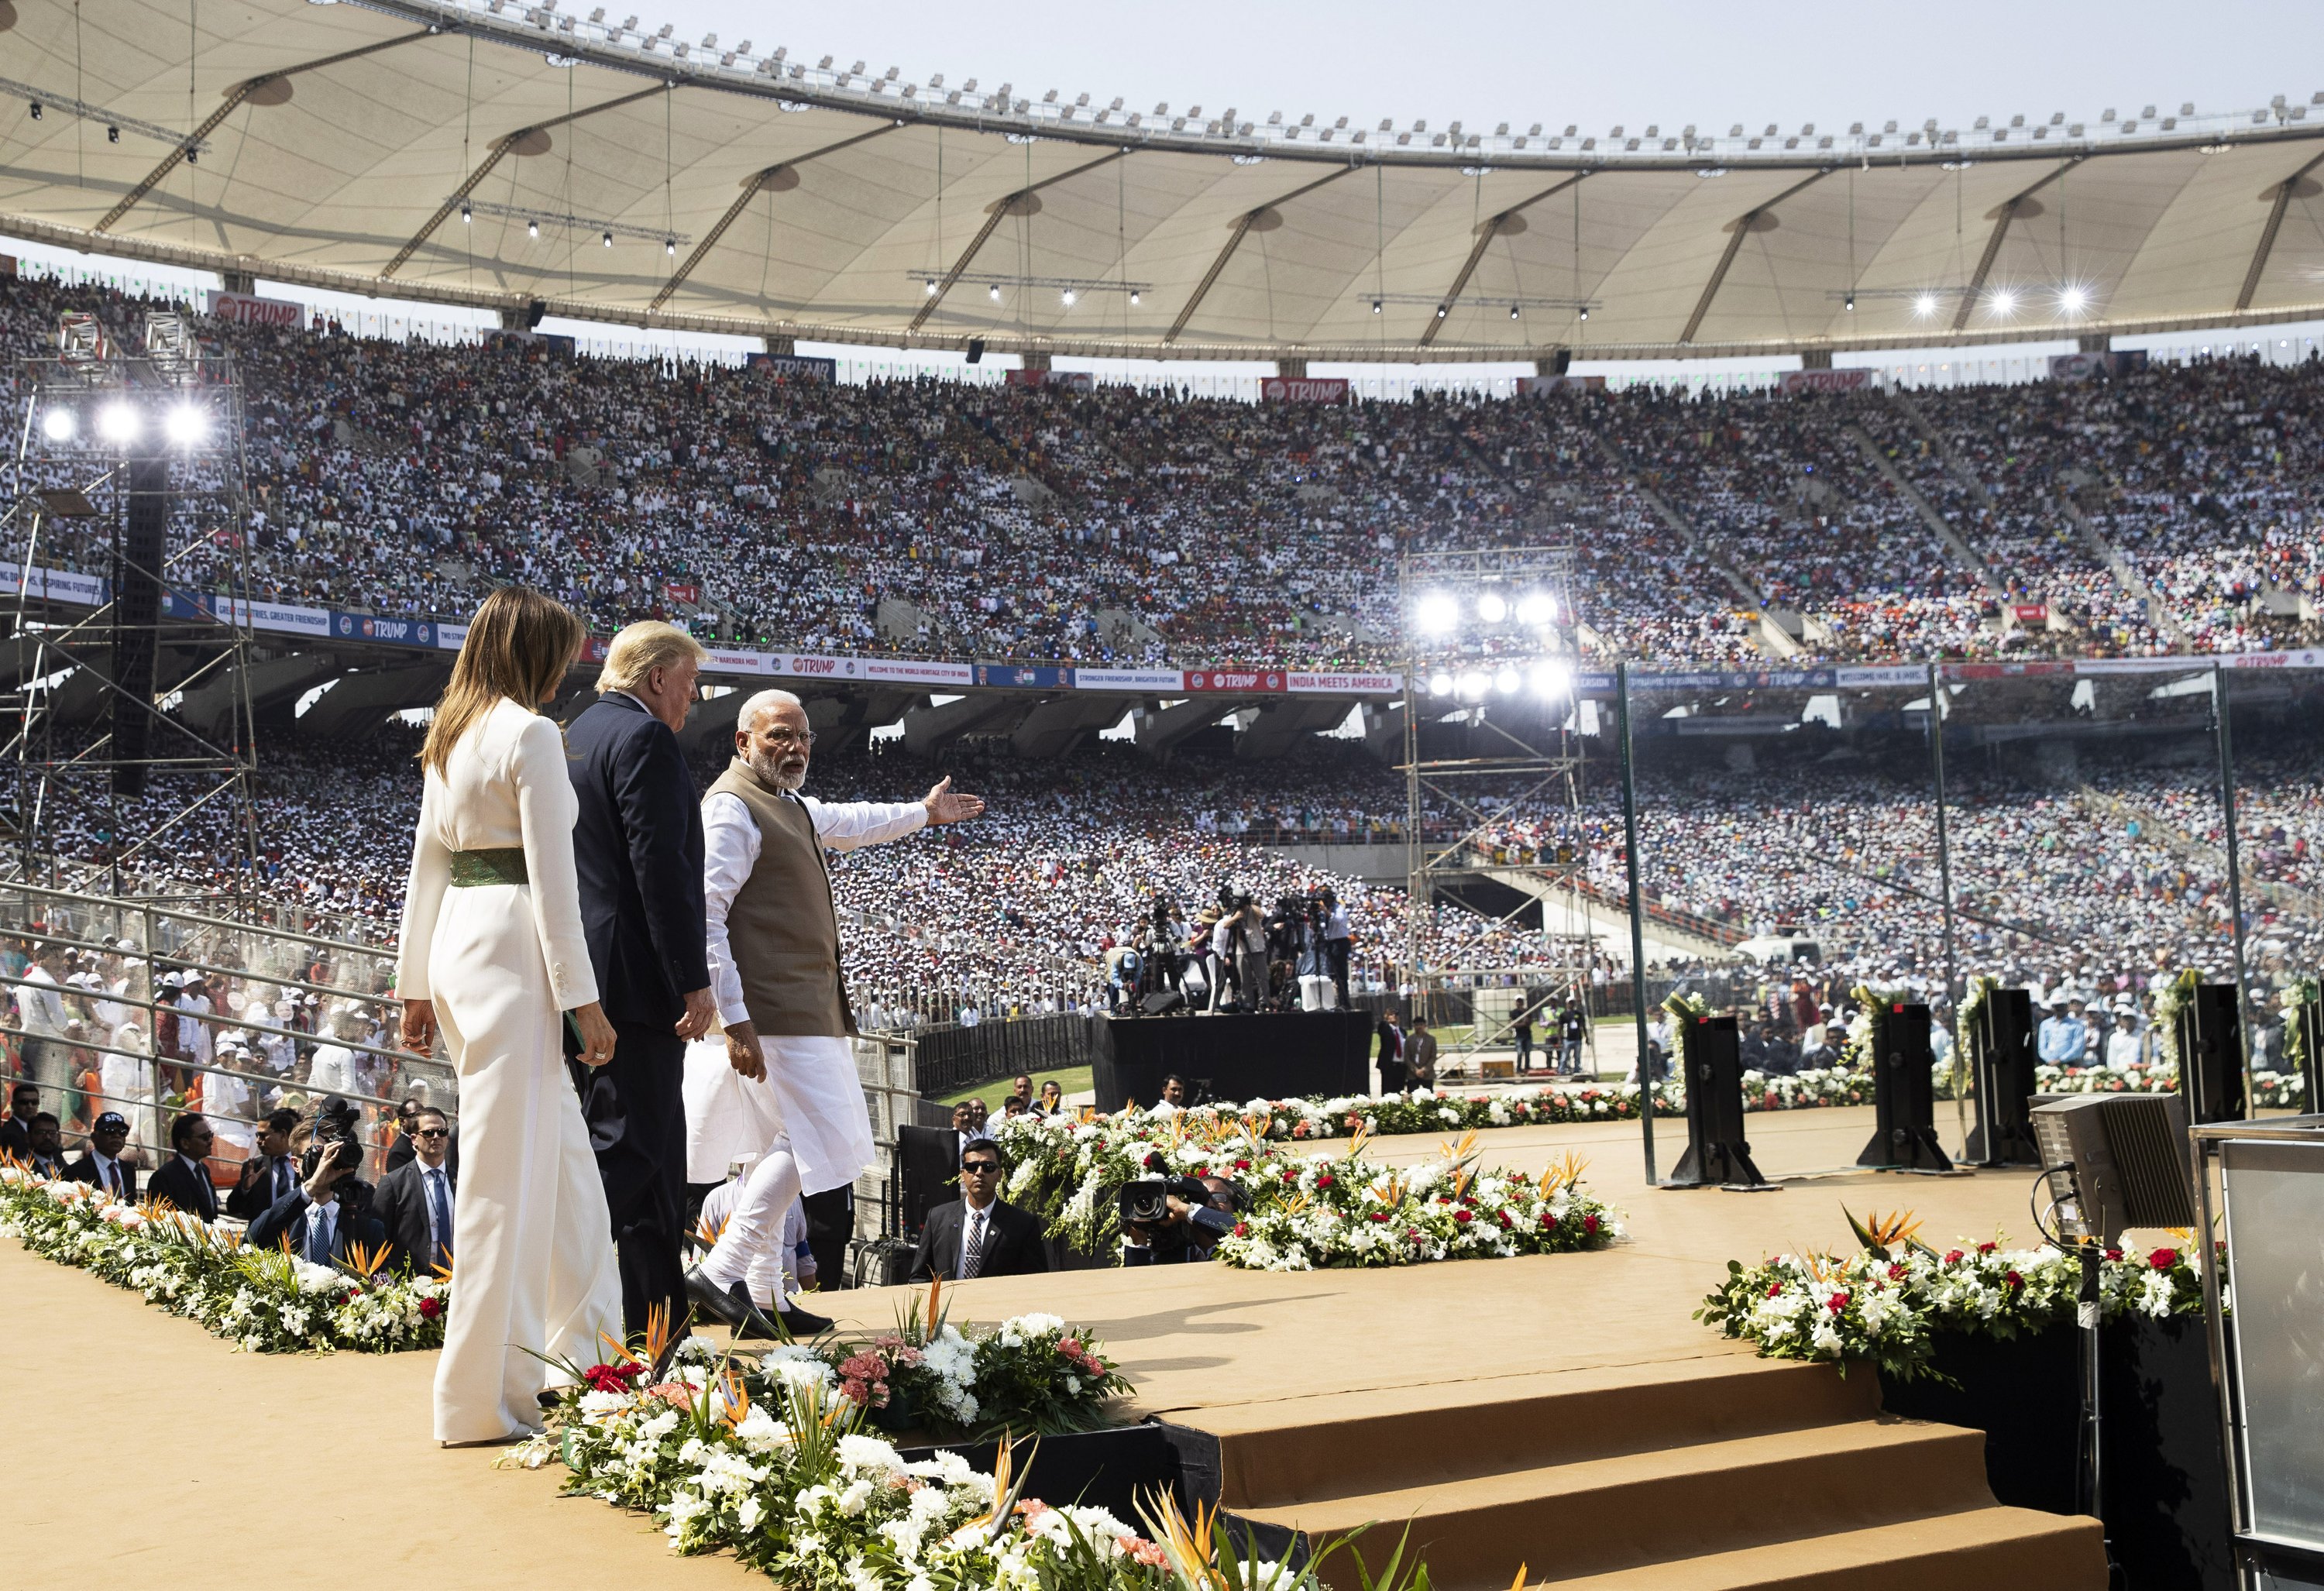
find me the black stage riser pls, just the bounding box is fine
[1092,1012,1372,1112]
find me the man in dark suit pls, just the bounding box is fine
[62,1111,138,1201]
[244,1139,384,1265]
[909,1139,1049,1282]
[563,622,717,1341]
[146,1112,221,1221]
[0,1080,40,1160]
[22,1112,67,1178]
[227,1108,303,1219]
[1376,1009,1407,1093]
[372,1107,456,1276]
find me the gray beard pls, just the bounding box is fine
[748,751,807,792]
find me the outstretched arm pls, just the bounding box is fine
[801,778,983,854]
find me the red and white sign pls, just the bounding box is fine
[2010,603,2050,625]
[1182,668,1288,693]
[1259,377,1349,404]
[1516,375,1606,395]
[206,289,304,328]
[1778,369,1872,393]
[1003,369,1096,392]
[664,581,701,605]
[1287,670,1400,694]
[700,648,775,676]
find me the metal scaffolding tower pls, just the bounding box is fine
[1399,545,1597,1072]
[4,309,262,901]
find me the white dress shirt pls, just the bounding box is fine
[89,1150,128,1198]
[702,789,926,1028]
[422,1164,453,1256]
[304,1197,339,1262]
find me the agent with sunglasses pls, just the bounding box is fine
[907,1139,1048,1283]
[373,1107,459,1277]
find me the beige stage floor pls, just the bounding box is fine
[12,1105,2052,1586]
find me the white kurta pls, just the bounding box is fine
[689,790,922,1198]
[397,697,621,1446]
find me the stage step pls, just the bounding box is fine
[1523,1507,2103,1590]
[1187,1358,2105,1590]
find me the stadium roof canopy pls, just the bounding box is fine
[5,0,2324,363]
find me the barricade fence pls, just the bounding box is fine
[0,881,440,1190]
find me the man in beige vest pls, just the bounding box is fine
[684,688,983,1335]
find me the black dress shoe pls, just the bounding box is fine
[778,1302,833,1337]
[684,1265,782,1341]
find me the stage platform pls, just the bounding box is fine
[13,1105,2102,1589]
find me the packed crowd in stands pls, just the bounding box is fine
[28,707,2322,1037]
[5,272,2321,671]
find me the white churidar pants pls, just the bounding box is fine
[427,882,622,1445]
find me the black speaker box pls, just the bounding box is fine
[1966,987,2040,1167]
[895,1123,963,1237]
[1858,1000,1952,1171]
[2300,994,2324,1115]
[2176,982,2243,1124]
[1666,1014,1771,1189]
[1092,1012,1370,1112]
[110,453,169,796]
[1140,989,1184,1016]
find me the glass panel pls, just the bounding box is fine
[2223,1136,2324,1549]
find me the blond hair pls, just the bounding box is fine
[420,587,586,775]
[598,620,707,695]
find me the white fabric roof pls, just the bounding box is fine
[5,0,2324,360]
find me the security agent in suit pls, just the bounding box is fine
[371,1106,458,1277]
[22,1112,67,1179]
[61,1111,139,1202]
[908,1139,1050,1282]
[562,623,718,1341]
[228,1108,304,1219]
[0,1080,40,1160]
[244,1132,385,1266]
[145,1112,221,1221]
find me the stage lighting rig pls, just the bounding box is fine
[142,311,200,384]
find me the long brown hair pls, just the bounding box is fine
[420,587,586,775]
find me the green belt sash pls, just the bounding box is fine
[447,847,528,888]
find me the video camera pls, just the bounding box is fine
[300,1096,372,1211]
[1119,1174,1211,1230]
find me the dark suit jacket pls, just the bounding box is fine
[0,1116,28,1159]
[61,1151,138,1202]
[1376,1021,1404,1060]
[244,1184,387,1264]
[373,1159,456,1276]
[563,692,710,1029]
[146,1156,220,1221]
[227,1154,302,1220]
[909,1198,1049,1282]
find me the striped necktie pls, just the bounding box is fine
[959,1210,985,1280]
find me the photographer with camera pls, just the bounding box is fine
[1319,887,1353,1007]
[245,1098,386,1266]
[1221,890,1269,1013]
[1120,1173,1243,1265]
[1292,892,1337,1012]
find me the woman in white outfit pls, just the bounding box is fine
[396,588,623,1447]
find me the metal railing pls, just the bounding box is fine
[0,879,442,1185]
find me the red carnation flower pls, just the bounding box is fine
[1944,1249,1965,1264]
[1452,1209,1472,1224]
[418,1296,443,1321]
[1582,1214,1600,1235]
[2149,1247,2180,1271]
[1976,1241,1997,1255]
[1827,1291,1851,1313]
[1232,1222,1249,1239]
[2103,1247,2123,1263]
[2004,1270,2023,1289]
[1316,1174,1334,1188]
[1370,1211,1390,1222]
[1233,1158,1251,1171]
[1767,1282,1784,1298]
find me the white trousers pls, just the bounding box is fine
[425,884,622,1445]
[686,1034,875,1198]
[700,1143,801,1308]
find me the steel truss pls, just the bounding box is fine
[5,334,262,903]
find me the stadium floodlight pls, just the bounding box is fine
[1456,669,1490,699]
[1428,671,1454,695]
[1494,667,1521,694]
[461,202,472,223]
[39,407,74,442]
[528,219,539,239]
[1477,592,1508,623]
[1913,293,1937,318]
[665,237,677,256]
[163,402,210,447]
[1415,592,1459,634]
[96,401,139,444]
[2060,284,2089,313]
[1371,300,1383,314]
[602,230,614,247]
[1061,289,1076,307]
[1129,290,1140,305]
[1515,592,1556,626]
[1531,660,1574,698]
[924,277,938,295]
[1990,289,2016,316]
[989,284,1002,302]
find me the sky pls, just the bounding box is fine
[11,0,2323,380]
[661,0,2322,145]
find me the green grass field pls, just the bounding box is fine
[933,1066,1094,1112]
